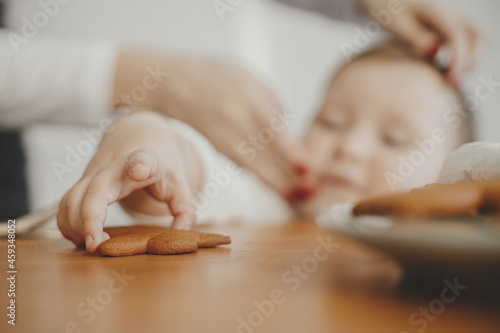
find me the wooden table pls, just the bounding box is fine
[1,219,499,333]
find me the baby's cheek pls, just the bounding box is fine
[368,149,423,195]
[368,158,396,196]
[378,147,448,193]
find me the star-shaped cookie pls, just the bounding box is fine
[97,226,231,256]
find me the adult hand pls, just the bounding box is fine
[362,0,487,85]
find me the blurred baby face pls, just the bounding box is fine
[297,56,462,216]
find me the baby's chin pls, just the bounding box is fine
[293,186,364,217]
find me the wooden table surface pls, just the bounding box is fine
[1,219,499,333]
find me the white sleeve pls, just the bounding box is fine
[275,0,367,23]
[0,31,118,128]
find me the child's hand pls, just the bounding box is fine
[57,111,202,253]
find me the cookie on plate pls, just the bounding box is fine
[353,181,500,217]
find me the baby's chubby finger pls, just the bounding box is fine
[57,193,82,246]
[126,148,158,182]
[82,149,162,252]
[81,151,158,252]
[124,147,197,229]
[158,176,197,230]
[80,181,116,252]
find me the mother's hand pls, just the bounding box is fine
[362,0,487,85]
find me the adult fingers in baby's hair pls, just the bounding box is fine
[390,10,440,58]
[446,19,486,81]
[412,3,486,84]
[416,4,467,80]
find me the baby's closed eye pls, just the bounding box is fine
[382,127,414,149]
[317,109,350,131]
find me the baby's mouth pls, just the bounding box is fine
[320,173,364,193]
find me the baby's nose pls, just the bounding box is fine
[335,125,377,163]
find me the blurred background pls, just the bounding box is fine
[4,0,500,214]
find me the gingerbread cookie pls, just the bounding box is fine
[97,226,231,256]
[353,181,500,217]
